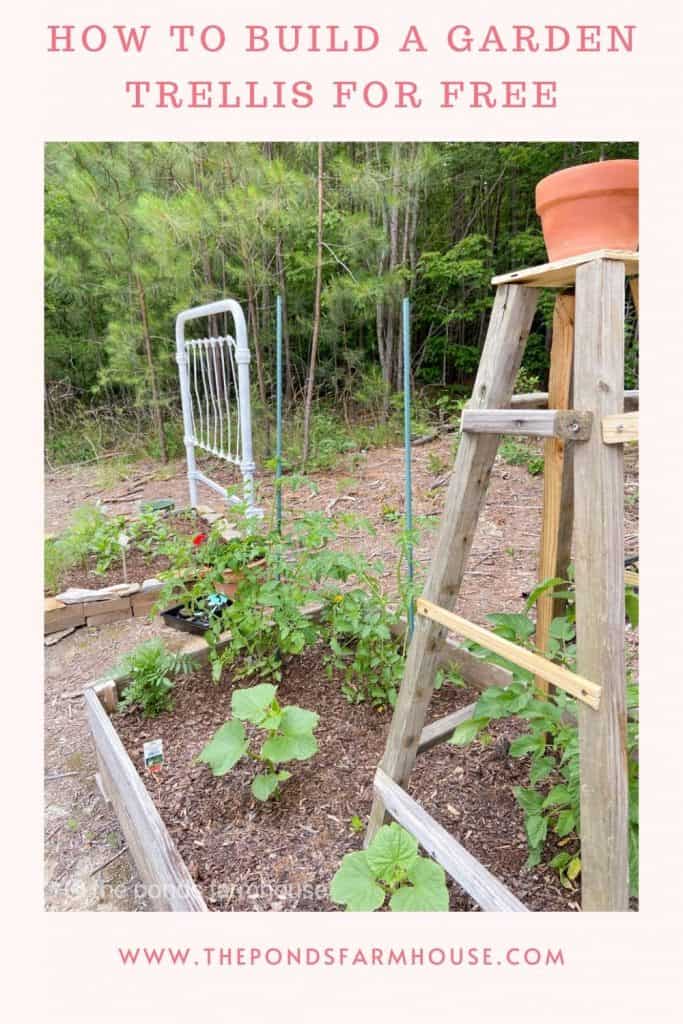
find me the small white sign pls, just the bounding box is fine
[143,739,164,773]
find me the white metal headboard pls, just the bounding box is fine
[175,299,258,514]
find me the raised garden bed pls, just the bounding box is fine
[85,628,584,913]
[44,506,240,635]
[45,510,199,595]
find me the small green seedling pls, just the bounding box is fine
[349,815,365,834]
[330,823,449,912]
[198,683,319,801]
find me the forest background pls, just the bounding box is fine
[44,140,638,469]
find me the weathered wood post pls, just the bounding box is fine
[573,257,629,911]
[535,293,576,692]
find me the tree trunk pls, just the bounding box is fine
[301,143,324,468]
[135,272,167,462]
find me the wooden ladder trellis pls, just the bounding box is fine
[366,249,639,913]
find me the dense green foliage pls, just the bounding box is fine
[45,141,637,465]
[157,500,409,709]
[449,575,639,896]
[44,502,195,593]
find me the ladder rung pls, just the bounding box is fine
[461,408,592,440]
[416,598,601,710]
[418,703,477,753]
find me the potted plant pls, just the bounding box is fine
[535,159,638,261]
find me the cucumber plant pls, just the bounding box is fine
[197,683,319,801]
[330,823,449,911]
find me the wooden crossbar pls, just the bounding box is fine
[492,249,639,288]
[374,768,529,912]
[416,598,601,710]
[461,408,592,441]
[602,412,638,444]
[511,389,639,412]
[624,570,639,588]
[417,703,477,753]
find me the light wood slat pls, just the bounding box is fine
[492,250,638,288]
[535,294,576,696]
[602,412,638,444]
[573,258,629,911]
[418,703,477,753]
[461,407,591,441]
[84,689,208,912]
[416,598,601,710]
[366,284,540,844]
[374,769,529,912]
[624,570,639,587]
[510,389,638,411]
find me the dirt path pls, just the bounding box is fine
[44,439,638,911]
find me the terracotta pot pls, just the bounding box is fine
[535,159,638,261]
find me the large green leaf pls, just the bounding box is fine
[260,731,318,763]
[509,733,545,758]
[389,856,449,912]
[449,717,486,746]
[543,784,571,809]
[525,813,548,848]
[524,577,565,612]
[330,851,385,912]
[554,809,576,837]
[251,770,291,801]
[514,786,544,815]
[549,617,575,641]
[197,720,248,775]
[625,590,639,629]
[486,612,535,641]
[280,705,319,735]
[231,684,278,724]
[366,823,418,883]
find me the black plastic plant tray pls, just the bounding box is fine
[161,603,229,635]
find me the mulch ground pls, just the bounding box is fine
[48,510,201,595]
[114,647,581,912]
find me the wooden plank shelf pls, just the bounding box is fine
[416,598,601,710]
[462,408,592,441]
[602,412,638,444]
[492,250,638,289]
[374,768,529,912]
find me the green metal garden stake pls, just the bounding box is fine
[403,296,414,638]
[275,294,283,534]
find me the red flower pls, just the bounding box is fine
[193,533,208,547]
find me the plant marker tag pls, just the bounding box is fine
[143,739,164,773]
[118,533,131,582]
